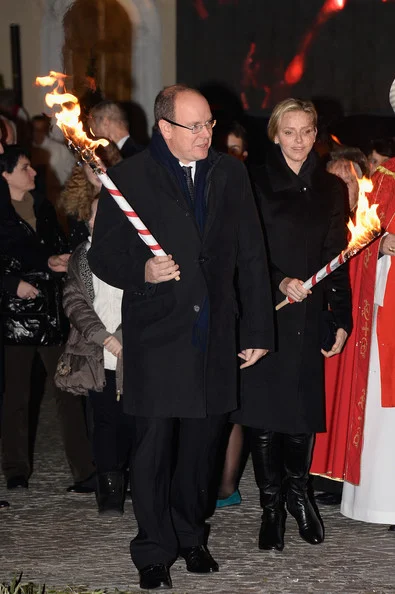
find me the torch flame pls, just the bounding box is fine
[35,72,108,154]
[347,177,381,251]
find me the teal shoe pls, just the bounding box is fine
[216,489,242,509]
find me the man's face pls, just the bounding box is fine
[32,120,50,146]
[368,149,388,176]
[160,92,213,164]
[227,133,248,161]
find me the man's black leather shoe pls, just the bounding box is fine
[7,476,28,489]
[179,545,219,573]
[0,500,10,508]
[66,473,96,494]
[139,564,172,590]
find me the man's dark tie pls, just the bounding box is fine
[181,165,194,206]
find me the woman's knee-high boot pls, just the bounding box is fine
[250,429,286,551]
[283,433,324,544]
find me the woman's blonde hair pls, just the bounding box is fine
[58,142,123,222]
[267,98,317,142]
[58,165,98,222]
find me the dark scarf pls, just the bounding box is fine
[149,130,211,351]
[268,144,318,192]
[149,129,209,234]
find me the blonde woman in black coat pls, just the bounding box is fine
[235,99,352,551]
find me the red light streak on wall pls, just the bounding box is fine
[194,0,209,19]
[194,0,239,19]
[241,0,347,107]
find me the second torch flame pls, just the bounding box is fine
[275,175,381,311]
[347,177,380,252]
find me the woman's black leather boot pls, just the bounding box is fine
[250,429,286,551]
[284,433,324,545]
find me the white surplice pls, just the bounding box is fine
[341,255,395,524]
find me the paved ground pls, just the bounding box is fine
[1,394,395,594]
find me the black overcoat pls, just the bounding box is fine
[88,147,275,418]
[234,145,352,434]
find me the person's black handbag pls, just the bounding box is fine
[321,309,338,352]
[0,257,69,346]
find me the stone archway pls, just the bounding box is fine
[40,0,162,129]
[63,0,132,102]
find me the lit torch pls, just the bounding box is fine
[275,177,382,311]
[35,72,169,260]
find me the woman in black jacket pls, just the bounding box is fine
[0,146,95,490]
[235,99,352,551]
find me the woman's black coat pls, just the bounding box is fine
[0,187,68,289]
[234,145,352,434]
[88,147,275,418]
[0,181,68,345]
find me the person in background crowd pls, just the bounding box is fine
[311,150,395,530]
[311,145,369,506]
[212,120,248,163]
[31,115,75,187]
[56,198,132,515]
[216,121,249,510]
[225,121,249,162]
[89,101,141,159]
[0,138,10,509]
[330,145,370,180]
[0,116,16,146]
[31,114,75,187]
[58,142,122,252]
[0,267,11,513]
[30,114,75,229]
[340,157,395,530]
[0,145,95,492]
[88,84,274,590]
[367,137,395,176]
[234,98,352,552]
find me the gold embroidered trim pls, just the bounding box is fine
[376,165,395,179]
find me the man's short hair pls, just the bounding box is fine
[31,114,51,131]
[154,84,203,128]
[330,145,370,178]
[90,101,129,129]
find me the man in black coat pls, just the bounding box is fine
[89,100,141,158]
[88,85,274,590]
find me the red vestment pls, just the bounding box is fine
[311,158,395,485]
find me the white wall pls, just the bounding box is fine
[0,0,176,118]
[158,0,176,87]
[0,0,43,116]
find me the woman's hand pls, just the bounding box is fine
[379,233,395,256]
[17,280,39,300]
[48,254,70,273]
[279,277,311,302]
[321,328,348,358]
[103,335,123,358]
[83,163,103,191]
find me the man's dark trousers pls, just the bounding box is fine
[129,414,227,569]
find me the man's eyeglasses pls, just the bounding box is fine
[162,118,216,135]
